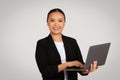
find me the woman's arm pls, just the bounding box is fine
[73,39,89,75]
[35,41,58,78]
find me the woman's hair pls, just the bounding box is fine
[47,8,66,22]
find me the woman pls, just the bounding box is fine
[35,8,98,80]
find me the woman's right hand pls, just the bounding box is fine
[58,60,84,72]
[66,60,84,68]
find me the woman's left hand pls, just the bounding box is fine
[82,61,99,74]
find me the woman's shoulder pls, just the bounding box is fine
[37,36,48,45]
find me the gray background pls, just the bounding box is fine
[0,0,120,80]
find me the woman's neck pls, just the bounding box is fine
[50,33,63,42]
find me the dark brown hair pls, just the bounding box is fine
[47,8,66,22]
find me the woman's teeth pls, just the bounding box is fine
[53,27,60,30]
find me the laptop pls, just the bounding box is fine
[65,43,111,71]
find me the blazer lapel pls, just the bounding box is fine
[62,35,70,61]
[48,34,62,63]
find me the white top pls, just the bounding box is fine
[54,42,68,80]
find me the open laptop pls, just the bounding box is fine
[65,43,111,71]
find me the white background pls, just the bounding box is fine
[0,0,120,80]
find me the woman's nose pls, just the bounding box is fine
[54,21,59,26]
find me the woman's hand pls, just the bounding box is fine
[89,61,99,72]
[58,60,99,73]
[58,60,83,72]
[66,60,84,68]
[82,61,99,74]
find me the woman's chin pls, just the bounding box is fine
[51,32,62,35]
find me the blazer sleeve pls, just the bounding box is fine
[35,41,59,78]
[74,39,89,76]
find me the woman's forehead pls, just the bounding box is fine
[49,12,64,18]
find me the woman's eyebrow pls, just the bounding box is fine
[49,18,54,19]
[49,18,64,20]
[58,18,64,19]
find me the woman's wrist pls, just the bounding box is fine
[58,62,68,72]
[82,69,89,74]
[65,62,69,67]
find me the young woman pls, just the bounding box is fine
[35,8,98,80]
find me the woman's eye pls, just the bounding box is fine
[59,20,63,22]
[50,19,54,22]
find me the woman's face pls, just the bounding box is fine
[47,12,65,35]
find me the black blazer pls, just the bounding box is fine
[35,34,88,80]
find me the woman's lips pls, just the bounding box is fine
[53,27,60,30]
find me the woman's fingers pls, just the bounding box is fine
[82,61,99,74]
[73,61,84,68]
[66,60,84,68]
[90,61,99,72]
